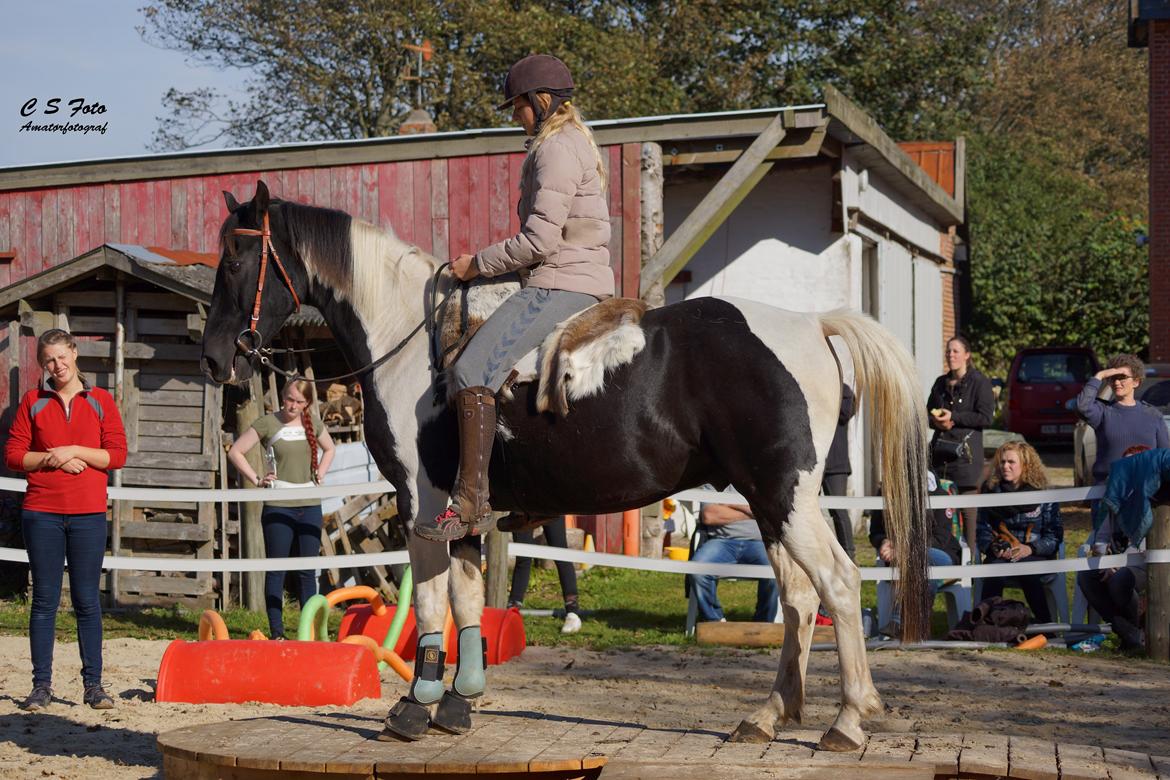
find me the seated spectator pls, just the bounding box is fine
[1077,354,1169,484]
[1076,444,1164,652]
[976,441,1063,623]
[687,497,778,624]
[869,470,963,637]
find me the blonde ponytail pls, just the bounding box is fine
[528,94,608,192]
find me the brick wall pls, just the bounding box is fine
[940,226,957,373]
[1151,21,1170,361]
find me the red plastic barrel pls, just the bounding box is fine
[338,606,526,664]
[155,639,381,706]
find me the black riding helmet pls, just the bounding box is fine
[497,54,574,132]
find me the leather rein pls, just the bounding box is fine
[229,210,456,385]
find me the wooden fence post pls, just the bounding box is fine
[236,374,267,611]
[484,521,510,610]
[1149,502,1169,661]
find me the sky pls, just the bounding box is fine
[0,1,249,168]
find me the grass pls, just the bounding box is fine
[0,502,1112,653]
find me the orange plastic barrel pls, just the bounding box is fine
[155,639,381,706]
[338,606,526,664]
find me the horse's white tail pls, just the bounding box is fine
[820,309,931,641]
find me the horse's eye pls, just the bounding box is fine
[227,260,242,273]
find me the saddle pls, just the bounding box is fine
[438,274,649,416]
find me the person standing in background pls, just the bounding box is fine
[228,379,335,639]
[507,517,582,634]
[822,383,856,560]
[5,329,127,711]
[928,336,995,551]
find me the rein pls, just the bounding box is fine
[229,215,457,384]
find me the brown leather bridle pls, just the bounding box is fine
[225,207,455,386]
[230,210,301,359]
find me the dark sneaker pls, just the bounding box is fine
[20,685,52,711]
[414,507,470,542]
[83,684,114,710]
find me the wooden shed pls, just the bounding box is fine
[0,243,227,607]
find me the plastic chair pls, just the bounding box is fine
[972,542,1069,624]
[875,540,972,635]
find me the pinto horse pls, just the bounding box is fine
[201,181,930,751]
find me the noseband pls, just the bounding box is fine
[230,210,301,361]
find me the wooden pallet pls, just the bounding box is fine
[157,715,1170,779]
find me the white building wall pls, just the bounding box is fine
[661,159,948,529]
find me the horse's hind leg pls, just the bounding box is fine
[730,542,820,743]
[779,479,882,751]
[431,533,487,734]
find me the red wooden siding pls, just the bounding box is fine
[0,143,642,458]
[898,141,955,198]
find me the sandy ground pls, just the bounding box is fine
[0,635,1167,778]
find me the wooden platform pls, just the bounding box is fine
[157,711,1170,779]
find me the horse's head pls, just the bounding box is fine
[201,180,308,384]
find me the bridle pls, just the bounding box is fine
[230,210,301,362]
[227,208,459,385]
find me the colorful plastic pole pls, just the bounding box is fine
[297,594,331,641]
[382,566,413,656]
[198,610,229,641]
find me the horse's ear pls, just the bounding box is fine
[253,180,270,214]
[223,191,240,212]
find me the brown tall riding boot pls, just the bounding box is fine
[414,386,497,542]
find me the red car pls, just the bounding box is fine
[1003,347,1100,441]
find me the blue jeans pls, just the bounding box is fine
[22,510,108,688]
[261,504,323,637]
[452,287,598,392]
[689,537,778,623]
[877,546,956,625]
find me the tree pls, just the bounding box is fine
[966,133,1148,376]
[141,0,994,149]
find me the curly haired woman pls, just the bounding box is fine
[975,441,1063,622]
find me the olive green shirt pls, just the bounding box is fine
[250,413,325,508]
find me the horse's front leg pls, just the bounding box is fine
[430,533,487,735]
[382,485,453,742]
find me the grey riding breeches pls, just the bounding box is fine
[451,286,598,393]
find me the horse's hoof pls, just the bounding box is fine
[817,726,864,752]
[381,697,431,741]
[431,690,474,735]
[729,720,772,743]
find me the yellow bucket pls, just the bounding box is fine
[665,546,689,561]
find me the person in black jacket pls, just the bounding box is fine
[822,383,856,560]
[975,441,1063,624]
[870,470,963,636]
[927,336,995,552]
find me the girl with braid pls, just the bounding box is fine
[228,379,336,638]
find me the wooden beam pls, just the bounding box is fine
[1149,503,1169,661]
[662,124,828,167]
[0,109,828,192]
[639,112,788,298]
[822,84,963,224]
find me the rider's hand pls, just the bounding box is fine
[451,254,479,281]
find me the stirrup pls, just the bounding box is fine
[414,507,470,542]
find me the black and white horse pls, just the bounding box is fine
[201,181,930,751]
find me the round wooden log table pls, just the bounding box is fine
[157,710,1168,779]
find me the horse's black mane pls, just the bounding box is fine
[220,198,353,286]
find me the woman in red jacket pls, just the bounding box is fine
[4,329,127,711]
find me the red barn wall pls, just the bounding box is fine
[0,144,643,425]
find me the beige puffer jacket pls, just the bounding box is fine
[474,124,613,299]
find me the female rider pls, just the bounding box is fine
[384,54,612,743]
